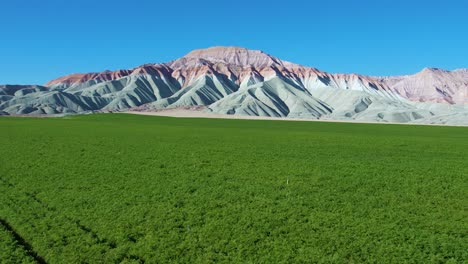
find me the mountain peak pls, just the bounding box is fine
[183,46,291,67]
[420,67,447,74]
[185,46,265,58]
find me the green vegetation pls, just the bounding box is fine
[1,114,467,263]
[0,223,35,264]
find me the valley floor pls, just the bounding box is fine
[125,109,468,127]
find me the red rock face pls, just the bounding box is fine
[44,47,467,104]
[46,71,130,86]
[375,68,468,104]
[40,46,383,89]
[45,47,301,87]
[183,46,293,68]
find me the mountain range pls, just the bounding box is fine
[1,46,467,125]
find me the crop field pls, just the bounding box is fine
[0,114,467,263]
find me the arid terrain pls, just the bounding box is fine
[1,47,467,125]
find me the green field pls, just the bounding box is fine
[1,114,467,263]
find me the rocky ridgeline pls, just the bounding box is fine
[1,47,467,124]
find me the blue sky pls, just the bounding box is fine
[1,0,467,84]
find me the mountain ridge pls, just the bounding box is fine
[1,46,467,125]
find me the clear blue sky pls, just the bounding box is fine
[1,0,467,84]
